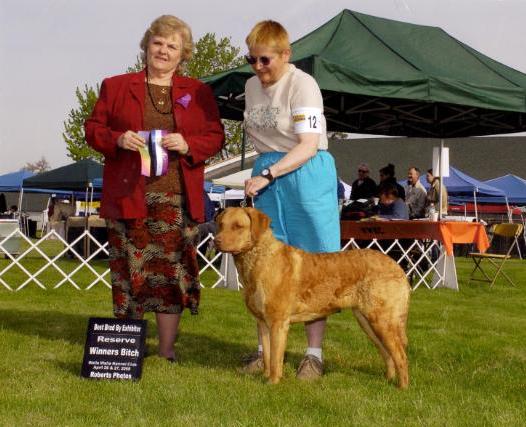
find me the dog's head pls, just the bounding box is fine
[214,207,271,254]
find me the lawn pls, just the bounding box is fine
[0,257,525,426]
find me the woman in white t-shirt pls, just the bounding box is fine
[242,20,340,380]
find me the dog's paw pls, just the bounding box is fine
[267,376,281,385]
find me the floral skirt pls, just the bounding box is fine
[106,192,200,319]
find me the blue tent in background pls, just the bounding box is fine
[92,177,103,189]
[400,166,508,219]
[402,166,506,197]
[483,174,526,205]
[204,181,226,193]
[0,170,34,191]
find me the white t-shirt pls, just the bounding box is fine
[244,64,328,153]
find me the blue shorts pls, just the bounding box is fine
[252,151,340,253]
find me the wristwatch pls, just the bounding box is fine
[260,168,274,182]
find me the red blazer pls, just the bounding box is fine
[85,70,224,222]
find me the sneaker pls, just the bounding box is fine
[239,351,264,374]
[296,355,323,380]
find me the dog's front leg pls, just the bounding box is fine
[269,320,290,384]
[257,321,271,378]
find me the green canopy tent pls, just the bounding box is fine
[23,159,102,191]
[202,9,526,220]
[23,159,103,218]
[203,9,526,137]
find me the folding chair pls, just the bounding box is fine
[468,223,524,287]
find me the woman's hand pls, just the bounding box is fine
[117,131,145,151]
[245,176,271,197]
[161,133,189,155]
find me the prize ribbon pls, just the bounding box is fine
[137,130,169,177]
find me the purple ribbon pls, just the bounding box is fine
[175,93,191,109]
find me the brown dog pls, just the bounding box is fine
[215,207,410,388]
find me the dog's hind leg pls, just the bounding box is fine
[268,320,290,384]
[352,308,396,381]
[366,315,409,389]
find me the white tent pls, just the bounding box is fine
[208,168,253,205]
[212,168,252,189]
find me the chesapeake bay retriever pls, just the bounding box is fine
[214,207,410,388]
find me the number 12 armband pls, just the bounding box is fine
[292,107,323,134]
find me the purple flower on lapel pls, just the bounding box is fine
[176,93,191,109]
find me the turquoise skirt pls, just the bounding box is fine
[252,151,340,253]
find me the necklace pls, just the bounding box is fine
[146,69,172,115]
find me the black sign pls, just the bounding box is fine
[81,317,147,381]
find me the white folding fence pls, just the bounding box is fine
[1,227,446,292]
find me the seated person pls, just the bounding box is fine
[404,166,427,219]
[374,183,409,220]
[0,193,6,214]
[197,191,218,242]
[378,163,405,201]
[350,163,377,201]
[8,205,18,219]
[337,177,345,201]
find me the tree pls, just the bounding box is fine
[63,33,246,163]
[23,156,51,174]
[186,33,244,78]
[185,33,247,164]
[63,84,102,162]
[126,55,144,73]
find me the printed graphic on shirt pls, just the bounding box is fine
[246,105,280,130]
[292,107,322,134]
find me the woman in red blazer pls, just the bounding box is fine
[85,15,224,362]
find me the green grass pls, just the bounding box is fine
[1,257,525,426]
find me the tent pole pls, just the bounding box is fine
[438,139,443,220]
[89,182,94,218]
[505,196,511,223]
[474,190,478,221]
[17,187,24,213]
[240,125,246,171]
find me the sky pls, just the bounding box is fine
[1,0,525,175]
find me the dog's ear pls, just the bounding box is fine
[245,208,270,241]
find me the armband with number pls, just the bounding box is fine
[292,107,323,134]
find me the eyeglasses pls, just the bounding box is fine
[358,169,368,173]
[245,55,273,66]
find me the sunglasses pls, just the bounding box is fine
[245,55,273,66]
[358,169,369,173]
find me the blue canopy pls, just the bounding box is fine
[0,170,34,191]
[433,167,505,196]
[204,181,226,193]
[484,174,526,205]
[92,177,103,189]
[402,166,506,196]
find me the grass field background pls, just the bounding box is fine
[1,256,525,426]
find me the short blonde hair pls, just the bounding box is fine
[140,15,193,72]
[245,20,290,53]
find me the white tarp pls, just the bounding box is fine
[212,168,253,190]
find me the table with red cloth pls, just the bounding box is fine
[340,220,489,290]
